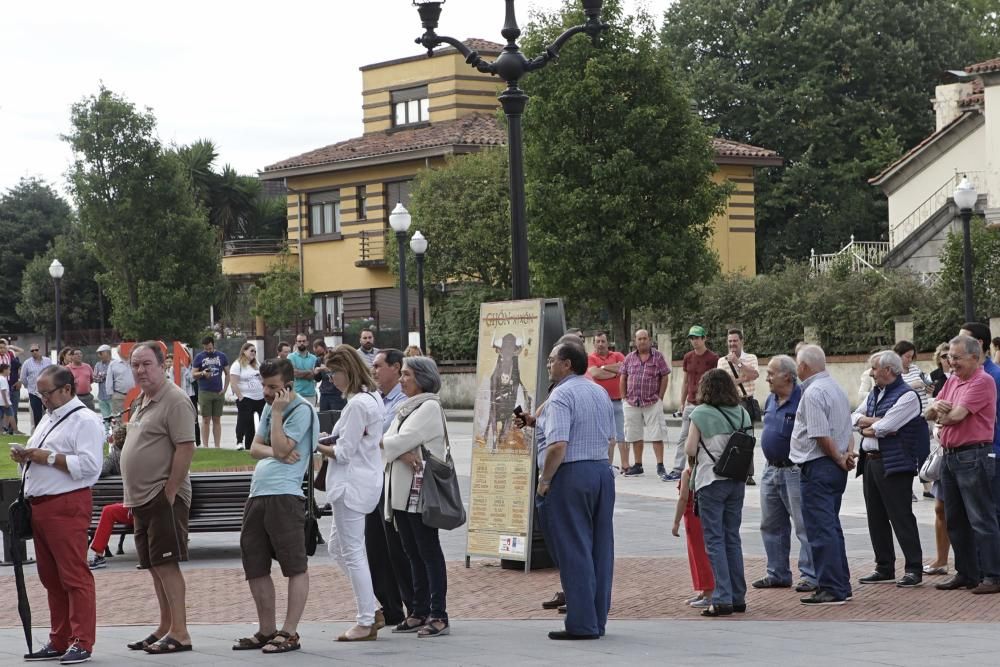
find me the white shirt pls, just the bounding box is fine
[851,388,921,452]
[229,361,264,401]
[326,390,384,513]
[23,397,105,498]
[0,376,9,407]
[718,350,758,396]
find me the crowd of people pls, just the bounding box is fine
[9,333,453,661]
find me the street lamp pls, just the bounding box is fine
[953,176,978,322]
[48,259,65,358]
[410,231,428,354]
[412,0,608,300]
[389,203,412,348]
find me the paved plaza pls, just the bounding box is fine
[1,417,993,665]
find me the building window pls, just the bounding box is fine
[309,190,341,236]
[313,293,344,332]
[386,180,412,211]
[356,185,367,220]
[391,86,430,127]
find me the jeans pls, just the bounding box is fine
[941,446,1000,582]
[697,478,747,606]
[800,457,851,600]
[97,398,113,420]
[328,500,378,626]
[672,404,697,472]
[759,463,815,585]
[394,510,449,621]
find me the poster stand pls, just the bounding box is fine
[464,298,565,572]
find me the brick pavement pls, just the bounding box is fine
[3,556,998,627]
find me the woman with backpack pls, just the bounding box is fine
[684,368,753,617]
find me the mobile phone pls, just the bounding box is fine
[9,443,25,453]
[513,405,523,417]
[318,434,338,445]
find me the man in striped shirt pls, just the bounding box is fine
[790,345,856,606]
[538,342,616,640]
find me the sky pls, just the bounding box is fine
[0,0,673,198]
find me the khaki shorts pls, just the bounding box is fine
[624,400,667,443]
[240,495,308,580]
[132,488,189,569]
[198,390,225,417]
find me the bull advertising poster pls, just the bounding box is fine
[466,299,564,567]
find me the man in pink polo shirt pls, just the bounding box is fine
[926,334,1000,594]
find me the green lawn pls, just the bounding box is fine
[0,444,255,480]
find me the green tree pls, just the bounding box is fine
[250,248,314,333]
[17,226,105,336]
[965,0,1000,60]
[934,217,1000,322]
[0,178,73,330]
[522,1,728,344]
[63,86,223,341]
[661,0,981,270]
[394,148,512,290]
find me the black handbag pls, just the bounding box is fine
[7,406,87,541]
[304,446,322,556]
[728,360,761,422]
[698,406,756,481]
[417,411,466,530]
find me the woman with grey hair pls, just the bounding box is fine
[381,355,451,637]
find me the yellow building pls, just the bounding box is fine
[244,39,780,338]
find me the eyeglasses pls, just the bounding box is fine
[30,349,39,352]
[38,384,69,398]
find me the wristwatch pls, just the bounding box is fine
[46,451,57,466]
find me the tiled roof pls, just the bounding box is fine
[965,58,1000,74]
[263,114,506,172]
[712,138,780,160]
[462,38,504,53]
[960,79,984,108]
[869,112,973,184]
[264,116,781,173]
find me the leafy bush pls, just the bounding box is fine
[427,285,506,362]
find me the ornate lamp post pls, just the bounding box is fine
[412,0,608,300]
[389,203,413,348]
[48,259,65,357]
[953,176,978,322]
[410,231,428,354]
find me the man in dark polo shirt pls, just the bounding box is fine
[753,354,816,593]
[665,325,719,481]
[120,342,197,653]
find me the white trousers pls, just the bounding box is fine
[327,500,378,626]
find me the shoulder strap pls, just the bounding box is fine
[713,404,749,432]
[698,436,717,463]
[727,360,750,397]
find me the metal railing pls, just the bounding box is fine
[890,172,985,247]
[810,235,890,275]
[356,228,389,267]
[223,238,285,256]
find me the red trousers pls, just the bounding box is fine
[30,487,97,652]
[90,502,133,554]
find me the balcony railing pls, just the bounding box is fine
[356,228,389,267]
[223,238,285,256]
[810,235,890,275]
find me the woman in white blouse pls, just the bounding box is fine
[382,355,450,637]
[317,345,385,641]
[229,343,265,451]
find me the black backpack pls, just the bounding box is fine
[698,406,756,481]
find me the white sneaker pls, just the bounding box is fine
[87,554,107,570]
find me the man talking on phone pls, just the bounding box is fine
[11,365,104,663]
[235,358,319,653]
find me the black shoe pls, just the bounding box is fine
[623,464,644,477]
[800,590,847,606]
[752,576,791,589]
[701,604,734,617]
[795,580,818,593]
[24,643,63,661]
[746,476,756,486]
[548,630,599,640]
[657,464,668,481]
[896,573,923,588]
[935,575,978,590]
[859,571,895,585]
[60,644,92,664]
[733,603,747,613]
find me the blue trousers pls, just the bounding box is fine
[542,460,614,636]
[800,457,851,600]
[697,478,747,606]
[943,446,1000,582]
[759,463,815,585]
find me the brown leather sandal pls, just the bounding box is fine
[262,631,300,653]
[232,630,277,651]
